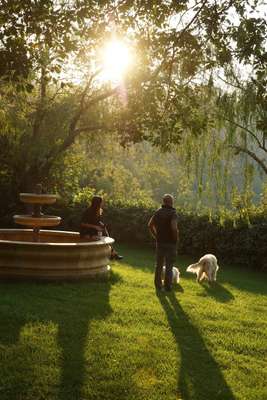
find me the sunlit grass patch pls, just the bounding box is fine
[0,245,266,400]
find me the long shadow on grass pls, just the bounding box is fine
[220,267,267,295]
[55,274,119,400]
[157,291,235,400]
[198,282,234,303]
[0,272,121,400]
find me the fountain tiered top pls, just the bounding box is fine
[20,193,58,205]
[13,214,61,227]
[13,186,61,235]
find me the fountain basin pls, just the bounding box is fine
[0,229,114,281]
[14,215,61,227]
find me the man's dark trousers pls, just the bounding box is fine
[155,243,177,290]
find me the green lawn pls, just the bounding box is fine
[0,245,266,400]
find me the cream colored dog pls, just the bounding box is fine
[162,266,180,284]
[186,254,219,283]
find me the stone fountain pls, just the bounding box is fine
[0,185,114,280]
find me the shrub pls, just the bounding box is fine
[50,199,266,271]
[2,197,266,271]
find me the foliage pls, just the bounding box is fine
[1,125,265,228]
[63,126,265,214]
[107,204,267,271]
[216,78,267,175]
[0,0,109,82]
[0,0,266,191]
[2,1,266,83]
[45,195,267,271]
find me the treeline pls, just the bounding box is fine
[52,130,267,214]
[1,132,266,225]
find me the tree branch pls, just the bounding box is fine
[145,0,209,86]
[229,144,267,175]
[217,74,244,91]
[45,85,118,166]
[224,116,266,151]
[31,65,47,139]
[74,124,113,135]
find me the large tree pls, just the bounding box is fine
[0,0,266,192]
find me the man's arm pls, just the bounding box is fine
[171,218,179,242]
[148,216,157,239]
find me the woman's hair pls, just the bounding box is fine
[90,196,103,213]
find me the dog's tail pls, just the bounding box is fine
[186,263,200,274]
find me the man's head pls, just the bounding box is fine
[162,194,174,207]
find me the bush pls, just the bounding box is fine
[49,199,266,271]
[1,197,266,271]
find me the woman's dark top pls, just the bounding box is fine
[79,207,103,237]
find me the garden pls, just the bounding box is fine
[0,1,266,399]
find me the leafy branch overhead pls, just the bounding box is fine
[0,0,266,192]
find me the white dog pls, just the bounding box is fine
[162,266,180,284]
[186,254,219,283]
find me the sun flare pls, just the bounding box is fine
[101,40,131,82]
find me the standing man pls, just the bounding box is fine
[148,194,179,291]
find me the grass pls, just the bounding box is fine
[0,244,266,400]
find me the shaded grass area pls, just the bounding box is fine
[0,245,266,400]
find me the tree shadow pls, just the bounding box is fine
[197,282,235,303]
[0,272,121,400]
[157,291,235,400]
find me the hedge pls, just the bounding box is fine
[48,201,267,271]
[2,200,266,271]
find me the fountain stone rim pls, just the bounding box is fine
[0,229,115,246]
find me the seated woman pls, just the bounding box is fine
[79,195,123,260]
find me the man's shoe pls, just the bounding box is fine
[114,254,123,260]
